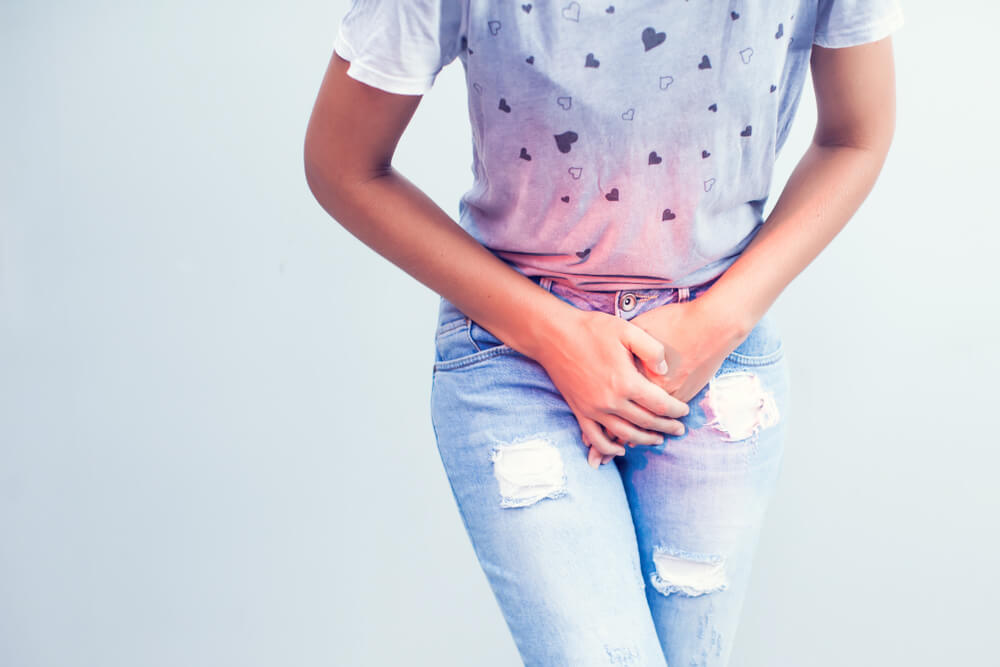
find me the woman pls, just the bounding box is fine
[304,1,903,664]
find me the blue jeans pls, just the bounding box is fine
[429,275,790,666]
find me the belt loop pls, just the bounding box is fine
[540,277,553,293]
[677,286,690,302]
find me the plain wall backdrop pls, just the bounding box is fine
[2,2,997,665]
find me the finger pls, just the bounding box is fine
[617,400,687,436]
[630,374,691,419]
[580,427,596,466]
[621,323,668,375]
[587,444,618,468]
[600,413,665,446]
[604,429,628,449]
[578,413,611,463]
[599,430,625,460]
[581,416,627,457]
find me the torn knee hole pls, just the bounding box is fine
[490,437,567,508]
[650,545,728,597]
[703,371,780,441]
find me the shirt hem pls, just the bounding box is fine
[812,8,905,49]
[333,30,437,96]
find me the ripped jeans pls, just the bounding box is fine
[429,275,790,667]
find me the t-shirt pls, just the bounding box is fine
[332,0,904,291]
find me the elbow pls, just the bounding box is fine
[302,133,391,215]
[303,134,350,216]
[813,111,896,155]
[302,133,329,202]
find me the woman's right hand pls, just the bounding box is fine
[532,308,691,469]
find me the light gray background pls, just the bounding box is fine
[2,2,997,665]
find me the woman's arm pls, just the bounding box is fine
[303,51,692,467]
[696,36,899,335]
[623,36,898,413]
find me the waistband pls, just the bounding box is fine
[528,273,721,318]
[436,272,723,329]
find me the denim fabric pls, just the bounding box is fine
[430,277,790,666]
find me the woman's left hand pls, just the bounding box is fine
[597,298,749,458]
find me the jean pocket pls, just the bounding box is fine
[433,318,516,372]
[723,313,784,366]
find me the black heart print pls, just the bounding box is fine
[554,131,578,153]
[471,5,784,265]
[641,27,666,51]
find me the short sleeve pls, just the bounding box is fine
[333,0,465,96]
[812,0,905,48]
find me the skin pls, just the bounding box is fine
[303,36,897,469]
[623,37,898,459]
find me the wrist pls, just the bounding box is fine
[509,296,587,364]
[690,288,755,347]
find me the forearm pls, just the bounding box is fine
[696,139,893,335]
[305,164,582,360]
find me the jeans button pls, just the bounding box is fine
[619,292,637,312]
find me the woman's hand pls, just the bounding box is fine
[611,297,749,447]
[532,309,692,470]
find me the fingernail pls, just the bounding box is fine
[656,360,668,374]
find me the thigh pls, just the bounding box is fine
[617,313,791,666]
[430,313,668,667]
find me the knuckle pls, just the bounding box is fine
[660,399,682,417]
[633,413,658,431]
[608,371,628,395]
[607,424,630,444]
[622,376,642,397]
[600,389,621,412]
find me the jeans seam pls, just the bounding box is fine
[432,345,519,371]
[724,344,785,366]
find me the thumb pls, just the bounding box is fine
[622,323,668,375]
